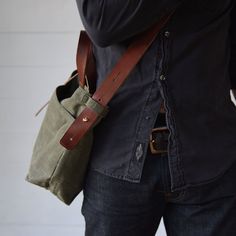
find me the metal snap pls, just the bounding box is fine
[160,75,166,80]
[164,31,170,38]
[82,117,89,122]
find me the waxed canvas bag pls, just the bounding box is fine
[25,71,108,205]
[25,13,173,205]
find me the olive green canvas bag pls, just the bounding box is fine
[25,70,108,205]
[25,14,172,205]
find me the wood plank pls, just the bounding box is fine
[0,225,85,236]
[0,67,75,99]
[0,0,83,32]
[0,99,45,133]
[0,33,79,66]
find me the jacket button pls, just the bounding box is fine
[164,31,170,38]
[160,75,166,80]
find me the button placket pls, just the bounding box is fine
[160,74,166,81]
[164,31,170,38]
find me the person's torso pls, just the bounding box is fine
[88,0,236,192]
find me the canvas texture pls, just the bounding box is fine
[25,72,108,205]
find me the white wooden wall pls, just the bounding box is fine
[11,0,236,235]
[0,0,89,235]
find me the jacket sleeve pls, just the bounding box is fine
[76,0,182,47]
[230,3,236,90]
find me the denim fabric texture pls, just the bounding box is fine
[81,114,236,235]
[76,0,236,192]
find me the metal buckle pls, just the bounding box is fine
[149,126,169,154]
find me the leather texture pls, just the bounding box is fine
[60,12,172,150]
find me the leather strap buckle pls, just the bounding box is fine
[149,126,169,154]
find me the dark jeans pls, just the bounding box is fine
[81,114,236,235]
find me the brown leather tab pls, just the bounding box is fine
[60,10,175,150]
[60,107,98,150]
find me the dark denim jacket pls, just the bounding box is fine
[76,0,236,192]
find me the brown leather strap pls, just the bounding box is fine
[60,11,174,150]
[76,31,93,88]
[91,12,173,107]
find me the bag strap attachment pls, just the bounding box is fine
[60,11,175,150]
[76,31,97,93]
